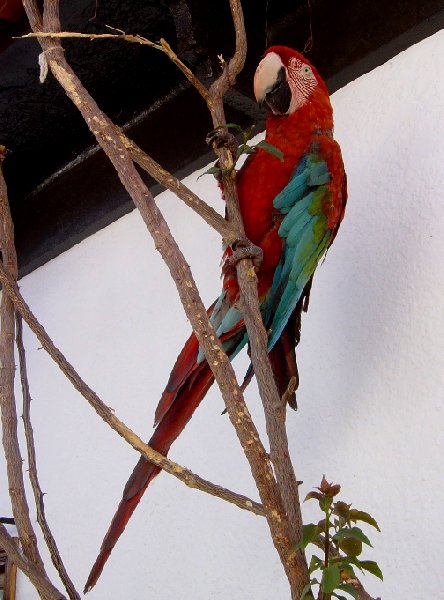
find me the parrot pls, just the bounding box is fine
[84,46,347,592]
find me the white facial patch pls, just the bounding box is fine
[286,56,318,113]
[254,52,285,103]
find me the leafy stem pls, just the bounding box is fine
[297,477,382,600]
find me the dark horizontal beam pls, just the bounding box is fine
[1,0,442,276]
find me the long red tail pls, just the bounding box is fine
[84,332,215,592]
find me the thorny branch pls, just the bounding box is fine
[0,148,63,600]
[16,314,82,600]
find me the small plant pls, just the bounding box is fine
[295,477,382,600]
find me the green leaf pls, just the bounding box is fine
[321,565,341,593]
[197,165,221,179]
[333,527,372,547]
[211,123,244,134]
[358,560,384,581]
[338,537,363,557]
[332,594,348,600]
[254,140,284,161]
[300,583,315,600]
[336,583,359,599]
[309,555,323,574]
[293,524,322,551]
[349,510,381,532]
[236,144,255,159]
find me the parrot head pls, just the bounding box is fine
[254,46,328,116]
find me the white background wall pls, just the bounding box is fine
[1,30,443,599]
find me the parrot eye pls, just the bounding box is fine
[302,66,312,76]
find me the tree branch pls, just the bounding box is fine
[199,2,308,596]
[16,314,81,600]
[0,147,62,600]
[121,134,240,244]
[0,525,65,600]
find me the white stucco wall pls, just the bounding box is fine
[1,29,443,599]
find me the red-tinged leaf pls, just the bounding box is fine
[321,565,341,593]
[349,510,381,532]
[319,475,330,493]
[329,484,341,497]
[358,560,383,581]
[333,527,372,547]
[333,501,352,519]
[304,491,323,502]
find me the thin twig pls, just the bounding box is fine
[0,256,264,518]
[0,525,65,600]
[19,30,212,105]
[0,147,60,600]
[16,315,81,600]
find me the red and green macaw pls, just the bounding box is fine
[85,46,347,592]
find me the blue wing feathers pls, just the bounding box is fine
[266,149,333,349]
[198,146,334,361]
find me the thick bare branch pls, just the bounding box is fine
[16,315,81,600]
[0,148,61,600]
[0,525,65,600]
[201,2,309,597]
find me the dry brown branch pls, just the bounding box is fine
[0,526,65,600]
[20,1,307,595]
[121,135,240,244]
[0,255,264,519]
[15,315,81,600]
[19,30,212,106]
[343,577,381,600]
[0,148,62,600]
[4,536,18,600]
[200,1,308,595]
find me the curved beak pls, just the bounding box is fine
[253,52,285,105]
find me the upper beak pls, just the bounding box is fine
[253,53,286,107]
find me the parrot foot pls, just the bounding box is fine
[230,238,263,270]
[206,128,238,156]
